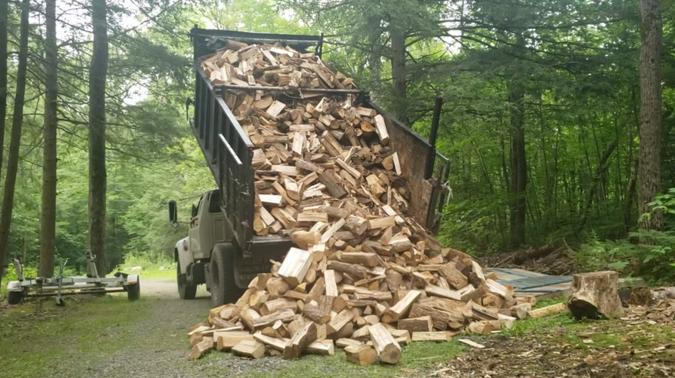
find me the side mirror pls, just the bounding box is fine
[191,204,198,218]
[168,200,178,225]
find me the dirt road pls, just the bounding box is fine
[2,279,406,378]
[0,279,289,378]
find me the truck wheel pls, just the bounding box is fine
[177,258,197,300]
[8,290,24,305]
[126,280,140,301]
[209,243,239,307]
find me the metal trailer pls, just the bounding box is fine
[176,28,450,303]
[5,255,140,305]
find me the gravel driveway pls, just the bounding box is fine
[0,279,291,378]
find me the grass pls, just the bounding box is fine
[243,341,465,378]
[0,290,466,378]
[2,283,672,377]
[0,296,152,377]
[500,295,675,354]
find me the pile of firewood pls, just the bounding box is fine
[202,41,356,89]
[189,43,535,365]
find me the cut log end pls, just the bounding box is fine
[568,271,623,320]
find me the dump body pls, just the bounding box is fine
[189,28,449,268]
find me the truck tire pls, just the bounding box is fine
[126,280,140,301]
[7,290,24,305]
[177,258,197,300]
[209,243,239,307]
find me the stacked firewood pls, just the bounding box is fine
[189,43,535,365]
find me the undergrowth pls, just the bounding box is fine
[577,189,675,283]
[113,252,175,279]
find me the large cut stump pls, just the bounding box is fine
[568,271,623,319]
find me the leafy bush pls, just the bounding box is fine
[577,231,675,283]
[437,197,507,253]
[577,189,675,283]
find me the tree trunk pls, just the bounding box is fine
[0,0,29,280]
[366,15,382,90]
[575,140,618,233]
[508,78,526,248]
[637,0,662,229]
[39,0,58,278]
[0,0,7,178]
[89,0,109,275]
[389,25,408,125]
[568,271,623,320]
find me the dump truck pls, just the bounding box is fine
[171,29,449,306]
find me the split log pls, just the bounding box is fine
[290,230,320,249]
[215,331,254,351]
[510,303,532,319]
[457,338,485,349]
[336,338,362,348]
[411,331,454,342]
[327,260,368,280]
[369,323,401,364]
[527,302,568,318]
[278,247,312,286]
[253,332,288,351]
[397,316,433,332]
[307,339,335,355]
[232,339,266,359]
[190,337,213,360]
[373,115,390,145]
[327,309,355,335]
[344,344,377,366]
[283,321,318,359]
[382,290,422,323]
[323,269,339,297]
[333,252,379,268]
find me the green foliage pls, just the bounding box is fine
[577,188,675,283]
[437,197,508,253]
[577,231,674,283]
[642,187,675,224]
[113,252,175,279]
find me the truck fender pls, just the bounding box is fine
[175,237,194,275]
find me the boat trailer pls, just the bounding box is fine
[6,254,140,305]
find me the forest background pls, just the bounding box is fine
[0,0,672,285]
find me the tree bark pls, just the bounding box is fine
[366,15,382,90]
[0,0,29,280]
[575,140,618,233]
[508,77,526,247]
[0,0,7,178]
[389,25,408,125]
[568,271,623,319]
[637,0,663,229]
[89,0,109,275]
[39,0,58,278]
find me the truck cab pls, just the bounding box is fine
[173,190,231,301]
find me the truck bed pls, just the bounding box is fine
[189,28,449,265]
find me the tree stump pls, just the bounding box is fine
[568,271,624,319]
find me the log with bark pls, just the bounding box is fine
[568,271,624,319]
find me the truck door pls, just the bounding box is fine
[188,195,204,256]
